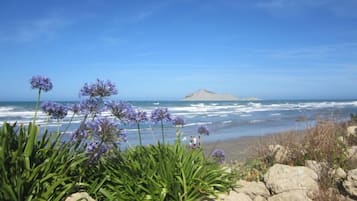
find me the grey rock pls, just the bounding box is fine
[64,192,95,201]
[268,145,289,163]
[347,146,357,161]
[264,164,319,197]
[267,190,312,201]
[254,195,267,201]
[218,191,253,201]
[330,167,347,182]
[343,168,357,197]
[237,180,270,199]
[305,160,326,177]
[347,126,357,137]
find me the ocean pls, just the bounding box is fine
[1,100,357,145]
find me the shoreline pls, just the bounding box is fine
[203,129,309,163]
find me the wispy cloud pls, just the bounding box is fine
[249,43,357,60]
[100,36,126,46]
[254,0,357,17]
[0,16,73,43]
[256,0,331,9]
[118,1,172,24]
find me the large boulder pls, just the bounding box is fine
[237,180,270,200]
[267,190,312,201]
[254,195,267,201]
[264,164,319,197]
[64,192,95,201]
[218,191,253,201]
[343,168,357,197]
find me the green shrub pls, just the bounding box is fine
[0,122,87,201]
[1,75,238,201]
[100,143,235,201]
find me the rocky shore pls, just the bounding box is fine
[214,125,357,201]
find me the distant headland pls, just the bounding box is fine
[183,89,260,101]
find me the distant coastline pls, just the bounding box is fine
[183,89,260,101]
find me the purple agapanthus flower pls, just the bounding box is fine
[197,125,210,135]
[150,108,172,123]
[70,103,81,115]
[86,141,108,161]
[211,149,225,163]
[85,117,119,144]
[129,109,148,123]
[80,79,118,97]
[172,116,185,127]
[80,98,102,115]
[70,128,88,142]
[41,101,68,119]
[105,100,133,121]
[30,75,53,92]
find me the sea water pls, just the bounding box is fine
[1,100,357,145]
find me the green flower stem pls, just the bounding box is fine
[44,116,50,131]
[63,113,75,134]
[137,123,142,146]
[175,127,182,145]
[57,119,60,134]
[33,89,41,124]
[200,135,203,150]
[161,120,165,144]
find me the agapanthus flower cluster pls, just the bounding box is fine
[197,125,210,135]
[71,128,88,142]
[85,117,119,144]
[106,100,133,121]
[70,103,81,115]
[172,116,185,127]
[129,109,148,123]
[80,98,102,115]
[80,79,118,97]
[86,141,108,161]
[211,149,225,163]
[151,108,172,123]
[41,101,68,119]
[30,75,53,92]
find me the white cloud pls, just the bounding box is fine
[0,17,73,43]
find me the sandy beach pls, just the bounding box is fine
[204,129,308,163]
[204,136,260,162]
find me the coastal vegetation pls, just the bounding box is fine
[1,75,357,201]
[0,76,234,201]
[228,117,357,200]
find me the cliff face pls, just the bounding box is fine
[184,89,239,101]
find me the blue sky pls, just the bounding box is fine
[0,0,357,101]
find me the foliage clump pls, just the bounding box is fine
[0,75,234,201]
